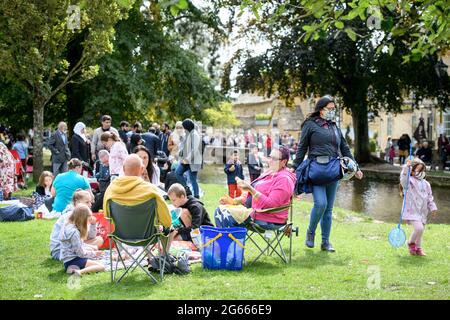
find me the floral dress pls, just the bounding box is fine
[0,142,17,197]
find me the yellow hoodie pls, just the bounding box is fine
[103,176,171,228]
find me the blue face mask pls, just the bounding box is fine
[322,109,336,121]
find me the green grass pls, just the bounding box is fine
[0,183,448,300]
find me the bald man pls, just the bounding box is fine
[48,121,71,176]
[103,154,171,228]
[123,154,145,177]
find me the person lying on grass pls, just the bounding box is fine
[50,190,103,261]
[59,204,105,276]
[167,183,213,243]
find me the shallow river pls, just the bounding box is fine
[198,165,449,224]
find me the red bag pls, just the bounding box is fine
[93,212,115,250]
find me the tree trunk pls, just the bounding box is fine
[32,96,45,182]
[351,102,372,164]
[66,32,86,136]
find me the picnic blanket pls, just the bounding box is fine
[94,241,202,272]
[151,240,202,264]
[94,246,148,272]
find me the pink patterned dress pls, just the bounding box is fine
[400,166,437,224]
[0,142,17,197]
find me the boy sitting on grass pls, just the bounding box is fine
[167,183,213,242]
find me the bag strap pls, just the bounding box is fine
[200,233,222,249]
[332,124,342,157]
[228,233,245,249]
[254,203,291,214]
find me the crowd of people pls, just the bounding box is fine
[0,97,440,276]
[384,132,450,169]
[207,130,298,161]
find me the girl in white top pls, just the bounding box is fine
[100,132,128,176]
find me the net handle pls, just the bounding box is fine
[398,143,413,227]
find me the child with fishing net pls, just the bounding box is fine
[400,158,438,256]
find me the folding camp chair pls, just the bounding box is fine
[107,198,170,284]
[245,200,299,265]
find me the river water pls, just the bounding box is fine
[198,165,450,224]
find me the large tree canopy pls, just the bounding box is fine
[0,0,134,180]
[227,1,450,163]
[71,3,224,129]
[239,0,450,62]
[0,0,233,180]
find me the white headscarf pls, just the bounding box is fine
[73,122,87,142]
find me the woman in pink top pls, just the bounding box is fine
[401,158,438,256]
[216,146,296,229]
[100,132,128,177]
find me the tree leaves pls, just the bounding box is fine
[242,0,450,61]
[168,0,190,17]
[345,28,357,41]
[335,20,344,30]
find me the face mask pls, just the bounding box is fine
[415,171,426,180]
[322,109,336,121]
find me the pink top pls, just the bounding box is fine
[249,168,296,224]
[400,166,437,224]
[109,141,128,176]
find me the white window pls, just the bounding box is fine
[387,115,393,136]
[444,112,450,137]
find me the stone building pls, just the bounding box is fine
[231,93,313,140]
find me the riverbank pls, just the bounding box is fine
[360,163,450,187]
[0,183,448,300]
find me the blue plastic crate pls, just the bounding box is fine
[200,225,247,271]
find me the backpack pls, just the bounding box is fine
[148,253,190,275]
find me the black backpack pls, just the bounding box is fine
[148,254,190,275]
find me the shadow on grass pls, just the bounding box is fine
[396,254,431,267]
[290,249,351,269]
[41,258,69,283]
[41,257,60,268]
[73,273,161,299]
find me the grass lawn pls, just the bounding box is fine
[0,183,448,300]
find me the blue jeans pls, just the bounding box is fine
[176,164,199,198]
[254,219,285,230]
[308,180,339,242]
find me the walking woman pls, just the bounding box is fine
[71,122,90,164]
[176,119,202,199]
[293,95,363,252]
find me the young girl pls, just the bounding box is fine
[59,204,105,276]
[36,171,55,197]
[400,158,438,256]
[388,145,395,165]
[50,190,103,260]
[100,132,128,177]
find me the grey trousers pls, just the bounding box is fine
[52,162,68,177]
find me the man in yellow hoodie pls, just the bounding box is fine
[103,154,171,228]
